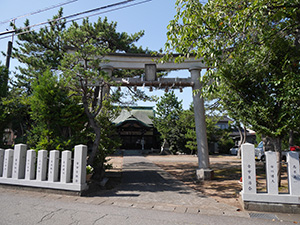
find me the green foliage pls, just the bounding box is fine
[153,91,184,153]
[4,9,68,146]
[153,93,233,155]
[215,39,300,139]
[2,88,31,145]
[177,108,196,154]
[86,165,94,174]
[165,0,300,144]
[13,8,67,93]
[9,9,150,179]
[28,69,87,150]
[179,105,233,154]
[0,65,8,98]
[217,130,234,154]
[153,91,183,139]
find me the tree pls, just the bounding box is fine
[60,17,146,179]
[177,108,196,154]
[165,0,300,185]
[13,8,67,93]
[12,9,148,180]
[153,91,184,153]
[5,9,69,146]
[179,105,233,155]
[28,69,87,150]
[10,9,88,150]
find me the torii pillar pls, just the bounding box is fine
[190,67,213,180]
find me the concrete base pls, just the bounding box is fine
[243,200,300,214]
[0,183,82,196]
[196,168,214,180]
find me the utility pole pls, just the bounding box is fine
[5,19,15,70]
[5,41,12,69]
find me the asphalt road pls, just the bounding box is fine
[0,155,297,224]
[0,188,292,225]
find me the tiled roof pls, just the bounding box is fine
[113,106,154,127]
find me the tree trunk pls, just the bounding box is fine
[86,121,105,181]
[82,91,105,181]
[87,126,101,166]
[237,125,244,159]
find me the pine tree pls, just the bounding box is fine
[13,8,66,93]
[153,91,183,153]
[60,17,146,179]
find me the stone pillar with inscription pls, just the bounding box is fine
[48,150,60,182]
[73,145,87,184]
[265,151,278,195]
[3,149,13,178]
[190,67,213,180]
[241,143,257,195]
[12,144,27,179]
[61,150,72,183]
[36,150,48,181]
[287,151,300,195]
[25,150,36,180]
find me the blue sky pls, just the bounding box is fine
[0,0,198,109]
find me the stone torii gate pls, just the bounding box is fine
[101,53,213,180]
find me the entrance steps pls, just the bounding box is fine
[123,150,143,156]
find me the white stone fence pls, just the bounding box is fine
[0,144,88,192]
[241,143,300,204]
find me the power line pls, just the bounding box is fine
[66,0,151,23]
[0,0,137,36]
[62,0,136,21]
[0,0,151,40]
[0,0,78,25]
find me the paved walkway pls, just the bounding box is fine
[101,155,248,217]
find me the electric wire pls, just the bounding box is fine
[66,0,151,23]
[0,0,139,36]
[0,0,78,25]
[0,0,151,41]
